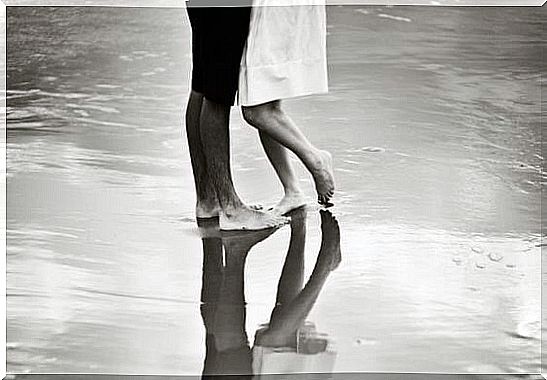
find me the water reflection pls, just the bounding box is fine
[198,208,340,377]
[6,6,542,375]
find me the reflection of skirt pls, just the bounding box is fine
[238,0,328,106]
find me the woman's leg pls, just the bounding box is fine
[259,131,306,215]
[242,100,335,205]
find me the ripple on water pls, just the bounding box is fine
[360,146,386,153]
[377,13,412,23]
[487,252,503,262]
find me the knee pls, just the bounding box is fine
[242,105,265,127]
[242,102,280,127]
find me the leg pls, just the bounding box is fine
[199,227,253,377]
[242,101,335,205]
[198,98,241,211]
[199,98,288,230]
[272,208,307,313]
[186,92,262,218]
[259,131,307,215]
[185,90,219,218]
[255,210,341,348]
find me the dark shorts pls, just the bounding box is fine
[186,4,252,106]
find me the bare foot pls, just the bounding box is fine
[196,202,262,219]
[310,150,335,206]
[220,206,289,231]
[270,192,308,216]
[314,210,341,274]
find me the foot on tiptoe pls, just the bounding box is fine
[310,150,335,206]
[269,191,308,216]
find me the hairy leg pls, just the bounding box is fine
[185,90,220,218]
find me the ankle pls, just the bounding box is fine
[196,198,218,207]
[304,148,323,172]
[284,187,303,197]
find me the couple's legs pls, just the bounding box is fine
[243,100,335,206]
[185,92,288,229]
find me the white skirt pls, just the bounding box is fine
[238,0,328,106]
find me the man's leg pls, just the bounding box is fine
[199,98,287,230]
[186,90,219,218]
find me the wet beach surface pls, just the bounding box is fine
[6,6,544,376]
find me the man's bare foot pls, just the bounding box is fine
[220,206,289,231]
[196,202,262,219]
[314,210,341,274]
[196,199,221,219]
[269,192,308,216]
[310,150,335,206]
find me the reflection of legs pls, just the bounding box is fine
[256,210,341,347]
[257,210,306,347]
[186,91,219,218]
[243,101,335,205]
[259,132,306,216]
[200,99,288,230]
[200,228,260,377]
[271,209,307,315]
[200,236,223,306]
[199,232,224,377]
[213,254,249,352]
[215,227,280,351]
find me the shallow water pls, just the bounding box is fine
[6,6,544,376]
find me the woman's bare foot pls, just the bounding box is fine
[310,150,335,206]
[220,205,289,231]
[269,191,307,216]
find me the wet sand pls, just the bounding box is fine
[6,6,544,376]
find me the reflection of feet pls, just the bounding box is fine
[254,326,298,348]
[310,150,335,206]
[315,210,341,273]
[220,206,289,231]
[222,227,279,256]
[270,192,307,216]
[197,217,221,238]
